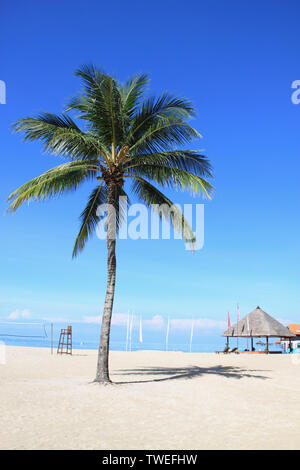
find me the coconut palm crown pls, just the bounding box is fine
[8,65,213,383]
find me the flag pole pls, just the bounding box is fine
[166,316,170,351]
[139,315,143,346]
[237,304,240,350]
[246,313,250,350]
[227,312,231,348]
[51,323,53,355]
[129,312,134,352]
[189,318,195,353]
[125,311,130,351]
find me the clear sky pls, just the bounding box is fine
[1,0,300,331]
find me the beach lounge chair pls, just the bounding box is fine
[228,347,239,354]
[216,345,230,354]
[216,346,239,354]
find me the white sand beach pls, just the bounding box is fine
[1,346,300,450]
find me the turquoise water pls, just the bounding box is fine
[0,321,284,353]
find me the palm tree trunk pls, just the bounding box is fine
[94,184,117,383]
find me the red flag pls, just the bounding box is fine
[228,312,231,328]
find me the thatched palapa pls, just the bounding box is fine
[222,306,293,338]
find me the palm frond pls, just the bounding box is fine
[129,117,201,154]
[73,184,131,257]
[120,73,149,117]
[74,64,109,90]
[7,160,98,212]
[130,176,196,247]
[73,183,107,257]
[12,113,106,160]
[127,150,213,177]
[128,165,213,198]
[69,64,126,149]
[125,93,197,147]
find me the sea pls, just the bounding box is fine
[0,320,283,353]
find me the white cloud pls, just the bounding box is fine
[144,315,165,330]
[83,313,129,326]
[83,313,165,329]
[171,318,226,331]
[42,316,74,323]
[83,315,101,324]
[112,314,130,326]
[82,313,225,332]
[8,309,31,320]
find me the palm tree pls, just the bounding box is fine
[8,65,213,383]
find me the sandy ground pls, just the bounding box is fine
[1,346,300,450]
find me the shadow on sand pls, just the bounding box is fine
[114,365,270,384]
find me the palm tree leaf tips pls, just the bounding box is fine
[12,113,106,160]
[130,177,196,244]
[120,73,149,117]
[7,161,99,212]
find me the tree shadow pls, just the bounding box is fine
[113,365,271,384]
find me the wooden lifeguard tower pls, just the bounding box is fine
[57,325,72,355]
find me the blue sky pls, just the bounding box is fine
[1,0,300,332]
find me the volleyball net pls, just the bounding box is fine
[0,321,48,339]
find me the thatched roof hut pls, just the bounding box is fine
[222,306,293,338]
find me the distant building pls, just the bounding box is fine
[280,324,300,352]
